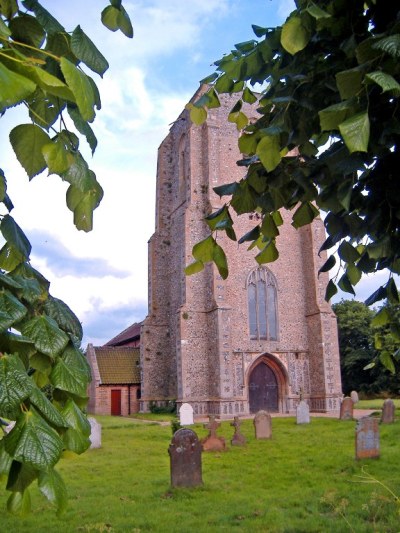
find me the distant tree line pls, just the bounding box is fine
[333,300,400,397]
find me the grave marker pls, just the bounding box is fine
[168,428,203,487]
[355,417,380,460]
[201,416,226,451]
[296,400,310,424]
[88,417,102,449]
[350,390,359,404]
[230,416,246,446]
[340,396,353,420]
[381,399,395,424]
[253,410,272,439]
[179,403,194,426]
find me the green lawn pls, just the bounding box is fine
[357,399,400,411]
[1,415,399,532]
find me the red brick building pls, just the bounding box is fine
[140,87,342,418]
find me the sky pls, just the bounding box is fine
[0,0,390,347]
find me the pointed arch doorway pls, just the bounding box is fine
[248,356,287,413]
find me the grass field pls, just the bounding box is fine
[1,415,399,532]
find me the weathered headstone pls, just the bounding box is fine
[381,399,395,424]
[88,417,102,449]
[350,390,359,404]
[253,410,272,439]
[340,396,354,420]
[168,428,203,487]
[296,400,310,424]
[230,416,246,446]
[355,417,380,460]
[201,416,226,451]
[179,403,194,426]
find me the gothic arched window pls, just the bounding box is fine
[247,267,278,341]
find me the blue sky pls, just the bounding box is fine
[0,0,388,346]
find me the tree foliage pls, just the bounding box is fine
[186,0,400,367]
[0,0,132,515]
[333,300,400,396]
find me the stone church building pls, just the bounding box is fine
[140,87,342,418]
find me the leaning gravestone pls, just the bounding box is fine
[168,428,203,487]
[230,416,246,446]
[355,417,380,460]
[253,410,272,439]
[201,416,226,451]
[381,399,395,424]
[350,390,359,404]
[340,396,354,420]
[296,400,310,424]
[88,417,102,449]
[179,403,194,426]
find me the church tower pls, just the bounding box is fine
[140,87,342,418]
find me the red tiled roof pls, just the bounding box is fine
[93,346,140,384]
[104,321,143,347]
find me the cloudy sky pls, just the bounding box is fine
[0,0,386,347]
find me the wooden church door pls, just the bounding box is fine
[111,389,122,416]
[249,363,279,413]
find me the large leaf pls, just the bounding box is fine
[101,4,133,38]
[339,112,370,153]
[0,243,25,271]
[365,71,400,95]
[6,461,38,492]
[291,202,319,228]
[22,0,64,33]
[50,345,91,397]
[0,290,28,332]
[372,34,400,58]
[0,354,33,419]
[67,105,98,154]
[4,409,63,469]
[7,490,31,517]
[29,387,67,429]
[212,242,228,279]
[38,468,67,516]
[0,215,31,260]
[21,316,69,357]
[42,142,70,175]
[71,25,109,76]
[0,63,36,113]
[336,68,363,100]
[9,124,50,179]
[60,58,95,122]
[44,295,83,340]
[281,15,310,55]
[66,172,104,232]
[256,135,281,172]
[60,399,90,454]
[255,240,279,264]
[192,236,215,263]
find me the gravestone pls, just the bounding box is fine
[350,390,359,404]
[179,403,194,426]
[230,416,246,446]
[201,416,226,451]
[340,396,353,420]
[168,428,203,487]
[88,417,102,449]
[296,400,310,424]
[355,417,380,460]
[253,410,272,439]
[381,399,395,424]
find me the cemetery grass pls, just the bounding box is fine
[1,416,399,533]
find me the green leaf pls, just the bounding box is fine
[212,242,228,279]
[365,285,387,306]
[1,214,31,260]
[7,490,31,517]
[22,0,64,33]
[101,5,120,31]
[50,345,91,397]
[371,306,390,327]
[4,409,63,469]
[306,4,331,19]
[238,226,260,244]
[213,183,238,198]
[44,295,83,341]
[346,263,362,285]
[38,468,67,517]
[192,236,215,263]
[365,71,400,95]
[60,399,90,454]
[21,316,69,358]
[325,279,338,301]
[6,461,38,492]
[60,58,95,122]
[71,25,109,76]
[338,241,360,263]
[261,214,279,238]
[386,278,399,304]
[9,13,45,47]
[186,103,207,125]
[9,124,51,179]
[336,68,363,100]
[255,240,279,264]
[319,255,336,274]
[0,290,28,332]
[319,100,355,131]
[66,171,104,232]
[0,354,33,419]
[372,34,400,58]
[42,142,70,175]
[379,351,395,374]
[28,67,75,102]
[256,135,281,172]
[339,112,370,153]
[291,202,319,228]
[0,16,12,38]
[0,441,12,479]
[29,387,67,428]
[338,273,355,295]
[228,111,248,130]
[0,243,25,271]
[185,261,204,276]
[0,63,36,113]
[67,105,98,154]
[242,87,257,104]
[116,5,133,38]
[281,15,310,55]
[239,133,258,155]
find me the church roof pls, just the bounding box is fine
[104,321,143,347]
[93,346,140,385]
